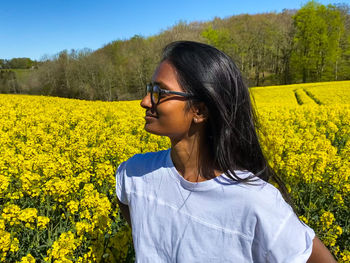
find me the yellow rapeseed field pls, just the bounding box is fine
[0,80,349,262]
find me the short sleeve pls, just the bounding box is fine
[115,162,128,205]
[267,212,315,263]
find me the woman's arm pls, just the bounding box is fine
[117,198,132,228]
[307,236,336,263]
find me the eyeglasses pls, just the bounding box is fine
[146,83,194,106]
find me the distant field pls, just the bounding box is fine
[0,81,349,262]
[250,80,350,107]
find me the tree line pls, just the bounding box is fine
[1,1,349,101]
[0,58,39,69]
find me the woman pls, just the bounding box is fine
[116,41,335,262]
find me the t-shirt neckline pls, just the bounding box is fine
[165,148,252,191]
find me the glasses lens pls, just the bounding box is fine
[152,85,160,104]
[146,84,154,105]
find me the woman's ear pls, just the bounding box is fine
[192,102,208,124]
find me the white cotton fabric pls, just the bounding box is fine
[115,149,315,263]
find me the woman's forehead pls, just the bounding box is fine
[152,61,182,91]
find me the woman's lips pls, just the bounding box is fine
[145,112,158,117]
[145,114,158,120]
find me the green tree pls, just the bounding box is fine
[335,3,350,80]
[9,58,34,69]
[201,25,232,54]
[291,1,345,82]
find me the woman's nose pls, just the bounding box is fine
[140,92,152,109]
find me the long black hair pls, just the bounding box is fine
[161,41,294,207]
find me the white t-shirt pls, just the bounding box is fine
[115,149,315,263]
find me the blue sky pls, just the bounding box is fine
[1,0,343,61]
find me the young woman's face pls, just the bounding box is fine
[140,60,195,141]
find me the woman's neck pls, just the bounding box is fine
[170,133,222,182]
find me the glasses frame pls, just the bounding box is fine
[146,83,194,106]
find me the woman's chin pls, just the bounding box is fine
[144,124,165,136]
[144,123,157,134]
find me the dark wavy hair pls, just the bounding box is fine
[161,41,293,207]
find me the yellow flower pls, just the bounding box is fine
[67,200,79,214]
[299,215,308,224]
[2,204,21,226]
[340,250,350,263]
[0,230,19,259]
[46,232,80,261]
[0,219,5,231]
[319,211,343,247]
[334,193,344,206]
[0,174,9,196]
[37,216,50,230]
[20,172,42,197]
[320,211,335,231]
[19,208,38,224]
[20,253,36,263]
[75,221,93,236]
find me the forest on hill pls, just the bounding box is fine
[1,1,350,101]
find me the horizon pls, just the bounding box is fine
[1,0,343,61]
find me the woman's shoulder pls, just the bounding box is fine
[230,176,294,219]
[252,180,291,210]
[124,149,169,164]
[118,149,170,175]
